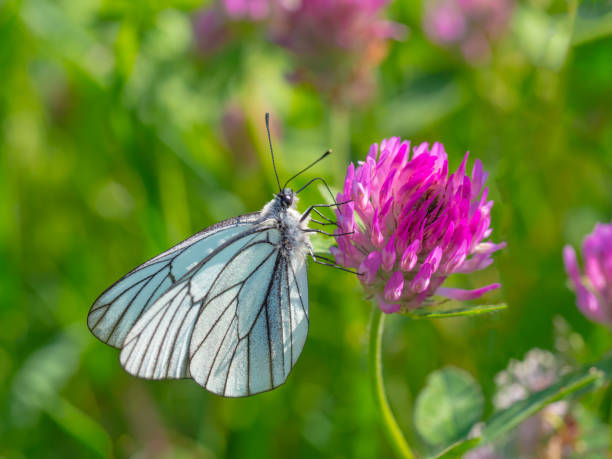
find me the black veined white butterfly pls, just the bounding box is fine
[87,114,352,397]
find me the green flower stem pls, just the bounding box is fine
[608,371,612,451]
[567,0,579,37]
[369,304,415,459]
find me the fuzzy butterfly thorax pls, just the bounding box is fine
[261,188,312,259]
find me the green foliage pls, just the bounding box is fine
[2,0,612,457]
[478,365,603,445]
[404,303,507,319]
[414,367,484,449]
[430,438,481,459]
[431,356,612,457]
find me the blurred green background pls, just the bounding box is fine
[2,0,612,457]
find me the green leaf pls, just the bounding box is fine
[513,5,573,70]
[429,356,612,457]
[45,397,112,458]
[479,366,604,445]
[10,326,110,457]
[429,438,480,459]
[20,0,111,86]
[414,367,484,448]
[115,20,139,81]
[573,0,612,45]
[403,303,507,319]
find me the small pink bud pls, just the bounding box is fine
[384,271,404,302]
[359,251,382,284]
[371,210,385,248]
[400,239,421,271]
[424,246,443,273]
[585,256,607,291]
[410,263,432,294]
[382,235,397,271]
[352,182,369,210]
[444,240,468,273]
[338,201,355,232]
[342,162,355,197]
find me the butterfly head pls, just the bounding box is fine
[279,188,296,208]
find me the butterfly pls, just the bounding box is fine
[87,114,351,397]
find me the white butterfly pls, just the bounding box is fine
[88,115,347,397]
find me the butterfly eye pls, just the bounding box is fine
[282,190,294,206]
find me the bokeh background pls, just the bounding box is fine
[1,0,612,457]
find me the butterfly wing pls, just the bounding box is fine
[119,224,310,397]
[87,212,261,348]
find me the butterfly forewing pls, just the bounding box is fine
[120,280,195,379]
[87,213,260,348]
[115,218,310,397]
[116,220,276,380]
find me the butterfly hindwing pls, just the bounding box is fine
[87,213,261,348]
[189,249,309,397]
[188,225,310,396]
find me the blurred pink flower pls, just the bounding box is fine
[272,0,406,106]
[224,0,270,21]
[423,0,514,61]
[192,0,270,56]
[221,105,259,169]
[332,138,504,313]
[192,8,233,56]
[563,221,612,326]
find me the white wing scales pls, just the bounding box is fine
[120,281,198,379]
[112,219,310,397]
[88,213,260,348]
[288,254,309,366]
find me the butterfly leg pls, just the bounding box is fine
[309,249,361,275]
[310,208,337,226]
[303,228,355,237]
[311,219,335,226]
[300,200,352,223]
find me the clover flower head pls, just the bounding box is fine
[332,138,504,313]
[423,0,514,61]
[563,221,612,326]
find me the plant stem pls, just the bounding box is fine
[608,384,612,454]
[369,305,415,459]
[565,0,580,52]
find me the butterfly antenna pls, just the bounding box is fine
[265,113,282,192]
[283,149,331,190]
